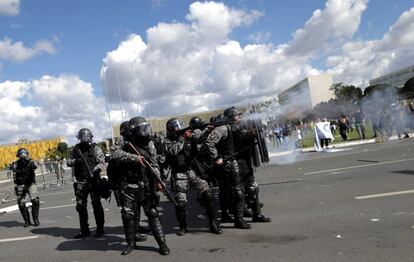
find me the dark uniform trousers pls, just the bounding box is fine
[75,179,104,233]
[119,181,166,248]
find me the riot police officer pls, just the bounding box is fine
[164,118,222,236]
[111,116,170,256]
[67,128,106,239]
[205,107,251,229]
[232,119,271,223]
[10,148,40,227]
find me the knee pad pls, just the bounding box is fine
[18,201,26,209]
[247,184,259,198]
[76,202,87,213]
[31,198,40,206]
[233,188,244,201]
[175,192,187,207]
[146,208,159,219]
[121,210,134,223]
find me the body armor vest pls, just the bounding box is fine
[216,125,235,158]
[73,143,98,179]
[14,159,36,185]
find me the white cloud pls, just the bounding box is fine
[285,0,368,57]
[5,0,412,145]
[0,37,57,63]
[0,75,110,145]
[248,31,271,44]
[327,6,414,86]
[0,0,19,16]
[100,1,327,117]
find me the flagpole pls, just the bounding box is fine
[102,67,114,143]
[116,74,125,121]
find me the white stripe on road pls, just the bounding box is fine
[0,236,39,243]
[355,189,414,200]
[0,202,33,213]
[304,158,414,175]
[41,190,73,197]
[40,204,75,210]
[1,203,75,214]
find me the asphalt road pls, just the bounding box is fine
[0,138,413,262]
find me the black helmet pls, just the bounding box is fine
[129,116,152,138]
[16,148,29,158]
[216,113,225,122]
[166,118,185,137]
[120,121,130,138]
[77,128,93,144]
[223,106,240,120]
[189,116,203,129]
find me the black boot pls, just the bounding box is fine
[251,190,271,223]
[202,191,223,235]
[235,220,251,229]
[175,206,188,236]
[234,193,251,229]
[74,230,91,239]
[176,223,187,236]
[75,206,90,238]
[31,198,40,226]
[252,214,271,223]
[92,199,105,237]
[159,243,170,256]
[94,226,105,237]
[19,205,31,227]
[148,209,170,256]
[121,244,135,256]
[121,213,136,256]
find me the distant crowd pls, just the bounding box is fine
[265,100,414,150]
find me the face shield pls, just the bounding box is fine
[167,119,185,136]
[16,148,29,159]
[77,129,93,144]
[132,122,152,138]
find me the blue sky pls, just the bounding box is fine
[1,0,414,144]
[1,0,413,94]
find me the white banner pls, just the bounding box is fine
[314,121,334,151]
[315,122,334,140]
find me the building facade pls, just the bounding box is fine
[278,74,334,112]
[369,64,414,88]
[0,137,63,168]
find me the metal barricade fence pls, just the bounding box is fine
[37,160,72,190]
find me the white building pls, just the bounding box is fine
[369,64,414,87]
[278,74,334,111]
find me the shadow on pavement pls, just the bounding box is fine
[156,188,214,235]
[392,170,414,176]
[31,226,124,239]
[30,226,165,254]
[0,220,24,228]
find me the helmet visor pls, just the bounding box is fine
[133,122,152,137]
[168,119,184,134]
[77,130,93,143]
[17,149,29,158]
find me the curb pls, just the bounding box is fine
[269,132,414,157]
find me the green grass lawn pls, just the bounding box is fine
[301,125,375,148]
